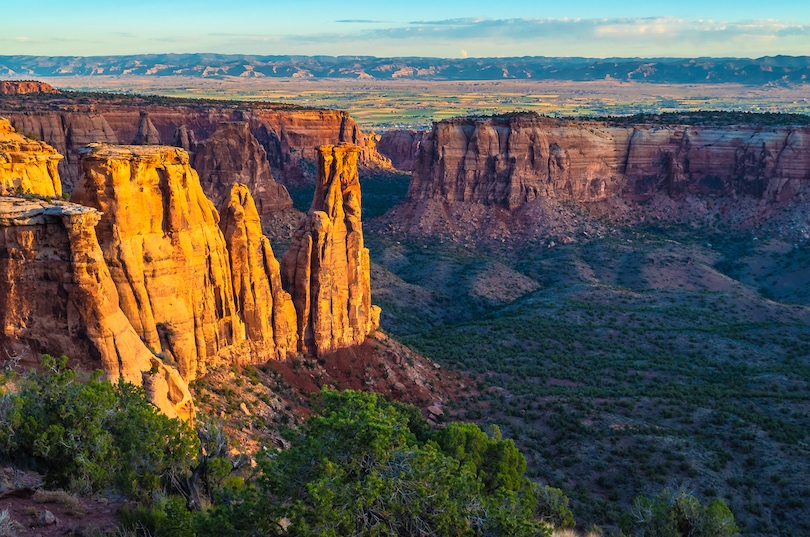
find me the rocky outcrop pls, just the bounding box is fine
[70,144,247,381]
[133,111,161,145]
[0,81,58,95]
[408,113,810,210]
[219,184,297,359]
[378,129,426,171]
[0,118,62,197]
[1,98,389,190]
[0,197,193,420]
[193,122,293,216]
[173,125,196,153]
[282,144,380,356]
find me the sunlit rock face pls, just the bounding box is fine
[0,198,193,421]
[70,144,247,381]
[0,118,62,197]
[282,143,380,356]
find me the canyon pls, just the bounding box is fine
[378,113,810,242]
[0,119,379,419]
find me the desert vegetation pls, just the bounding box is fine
[366,223,809,536]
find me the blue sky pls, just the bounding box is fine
[3,0,809,58]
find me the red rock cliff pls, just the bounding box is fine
[407,113,810,209]
[193,122,293,217]
[281,144,380,356]
[70,144,247,380]
[218,183,298,360]
[1,101,389,190]
[0,81,58,95]
[0,197,193,420]
[378,129,427,171]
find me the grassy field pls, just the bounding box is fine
[362,218,810,536]
[38,76,810,130]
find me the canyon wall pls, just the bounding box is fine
[193,122,293,216]
[70,144,251,380]
[1,103,389,191]
[378,129,426,171]
[0,81,58,95]
[282,144,380,356]
[406,114,810,210]
[0,117,381,416]
[0,126,194,419]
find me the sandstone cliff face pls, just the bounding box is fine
[193,122,293,216]
[250,109,390,174]
[1,102,389,189]
[0,197,193,420]
[410,115,628,209]
[408,114,810,209]
[0,118,62,197]
[218,184,297,359]
[70,144,247,381]
[378,129,426,171]
[282,144,380,356]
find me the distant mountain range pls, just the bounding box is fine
[1,54,808,84]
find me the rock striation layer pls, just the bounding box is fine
[282,144,380,356]
[0,118,62,197]
[0,197,194,420]
[193,122,293,216]
[408,113,810,210]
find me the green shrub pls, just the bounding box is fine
[197,389,558,537]
[620,486,739,537]
[0,355,199,497]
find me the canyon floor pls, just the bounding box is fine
[297,169,810,536]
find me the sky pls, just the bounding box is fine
[2,0,809,58]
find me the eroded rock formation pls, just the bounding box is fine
[0,118,62,197]
[219,183,297,360]
[193,122,293,216]
[70,144,246,380]
[282,144,380,355]
[133,111,161,145]
[1,128,381,417]
[407,113,810,209]
[0,197,193,420]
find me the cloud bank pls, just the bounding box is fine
[3,17,808,57]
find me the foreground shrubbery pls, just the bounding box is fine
[0,355,198,496]
[198,389,568,537]
[0,360,738,536]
